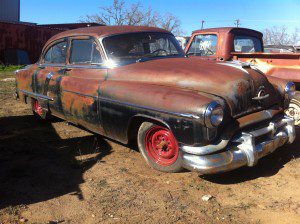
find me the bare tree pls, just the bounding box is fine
[290,28,300,45]
[158,13,182,36]
[262,26,300,45]
[80,0,182,35]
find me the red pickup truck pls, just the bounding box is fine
[185,27,300,124]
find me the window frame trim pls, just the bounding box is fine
[67,35,104,66]
[40,38,69,65]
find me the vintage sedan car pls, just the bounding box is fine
[15,26,296,174]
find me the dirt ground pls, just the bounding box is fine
[0,71,299,224]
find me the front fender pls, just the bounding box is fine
[98,80,218,145]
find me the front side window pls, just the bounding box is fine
[234,35,262,52]
[187,34,217,56]
[102,32,184,64]
[70,39,102,64]
[44,40,68,64]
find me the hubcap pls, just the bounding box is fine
[145,126,179,166]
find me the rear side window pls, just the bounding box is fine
[187,34,217,56]
[70,39,102,64]
[44,41,68,63]
[234,35,262,52]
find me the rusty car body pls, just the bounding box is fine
[184,27,300,124]
[15,26,296,174]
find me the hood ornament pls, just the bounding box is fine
[252,86,269,101]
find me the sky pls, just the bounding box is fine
[20,0,300,35]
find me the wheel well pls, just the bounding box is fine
[127,116,169,145]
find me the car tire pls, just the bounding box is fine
[137,122,183,173]
[285,92,300,126]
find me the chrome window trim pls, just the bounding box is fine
[68,36,105,65]
[40,38,69,64]
[37,63,108,70]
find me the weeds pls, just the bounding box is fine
[0,65,24,72]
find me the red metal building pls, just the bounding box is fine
[0,21,103,64]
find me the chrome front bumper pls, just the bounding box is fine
[182,116,295,174]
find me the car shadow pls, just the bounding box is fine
[0,115,112,209]
[201,127,300,184]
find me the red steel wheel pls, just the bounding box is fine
[31,98,50,121]
[33,100,44,117]
[138,122,183,172]
[145,126,179,166]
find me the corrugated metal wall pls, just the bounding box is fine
[0,22,63,64]
[0,0,20,22]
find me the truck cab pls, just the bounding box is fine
[185,27,300,125]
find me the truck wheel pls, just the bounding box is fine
[137,122,183,173]
[31,98,50,121]
[285,92,300,126]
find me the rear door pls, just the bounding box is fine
[60,36,107,134]
[35,38,69,118]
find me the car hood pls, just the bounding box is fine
[109,57,281,118]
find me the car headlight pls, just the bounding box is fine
[285,82,296,99]
[204,101,224,128]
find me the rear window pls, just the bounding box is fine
[44,41,68,64]
[234,35,263,52]
[70,39,102,64]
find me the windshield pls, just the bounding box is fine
[234,35,263,52]
[102,32,184,63]
[187,34,217,56]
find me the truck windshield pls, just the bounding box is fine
[234,35,263,52]
[102,32,184,63]
[187,34,217,56]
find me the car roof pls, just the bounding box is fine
[192,27,263,36]
[46,25,171,45]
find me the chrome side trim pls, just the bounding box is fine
[38,63,64,68]
[14,65,33,74]
[62,89,201,119]
[62,89,98,99]
[19,89,53,101]
[99,96,201,119]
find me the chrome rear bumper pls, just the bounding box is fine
[182,116,295,174]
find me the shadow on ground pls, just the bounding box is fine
[0,115,112,209]
[202,128,300,184]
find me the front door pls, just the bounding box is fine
[60,37,107,134]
